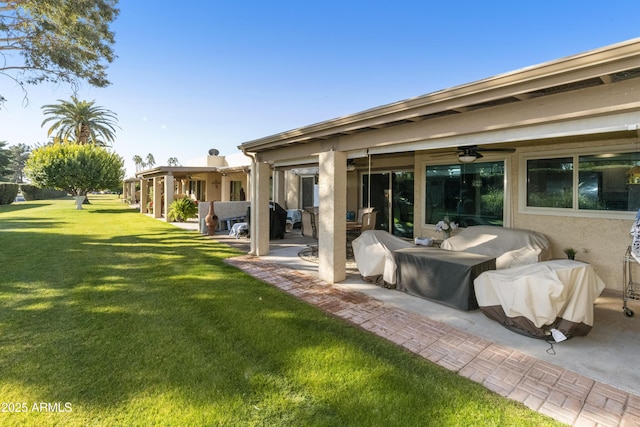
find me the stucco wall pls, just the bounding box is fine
[511,139,636,292]
[413,136,638,292]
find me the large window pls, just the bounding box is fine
[525,150,640,213]
[527,158,573,208]
[425,161,505,227]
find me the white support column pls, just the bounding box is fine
[250,161,271,256]
[130,181,137,203]
[245,171,251,201]
[285,170,299,210]
[139,179,148,213]
[318,151,347,283]
[164,173,174,220]
[273,170,285,208]
[220,174,230,201]
[153,177,162,218]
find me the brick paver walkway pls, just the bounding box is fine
[226,255,640,426]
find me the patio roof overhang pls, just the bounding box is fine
[135,166,217,179]
[238,38,640,161]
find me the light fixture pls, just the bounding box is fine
[458,153,477,163]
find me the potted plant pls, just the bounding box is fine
[167,197,198,222]
[563,247,577,260]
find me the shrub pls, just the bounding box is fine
[21,185,67,201]
[0,183,19,205]
[167,198,198,222]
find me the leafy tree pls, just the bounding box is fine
[0,0,119,103]
[41,97,119,146]
[167,157,180,167]
[0,141,12,180]
[24,143,124,200]
[7,143,30,183]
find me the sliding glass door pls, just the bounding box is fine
[362,171,414,237]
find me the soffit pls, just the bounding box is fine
[239,38,640,154]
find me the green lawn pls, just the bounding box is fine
[0,195,562,426]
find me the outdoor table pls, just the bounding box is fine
[393,247,496,311]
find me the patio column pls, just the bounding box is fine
[273,170,285,208]
[153,177,162,218]
[285,170,299,210]
[318,150,347,283]
[139,179,148,213]
[164,173,174,220]
[250,161,271,256]
[221,174,230,201]
[130,180,137,203]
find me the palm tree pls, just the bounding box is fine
[145,153,156,168]
[41,97,119,146]
[132,155,144,172]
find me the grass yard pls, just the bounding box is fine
[0,195,562,426]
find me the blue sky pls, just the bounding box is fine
[2,1,640,177]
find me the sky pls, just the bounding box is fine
[2,1,640,178]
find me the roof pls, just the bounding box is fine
[238,38,640,154]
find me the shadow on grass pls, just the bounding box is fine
[0,201,559,425]
[0,202,52,213]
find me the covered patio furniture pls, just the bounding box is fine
[441,225,551,269]
[246,202,287,239]
[474,259,606,340]
[394,247,496,310]
[286,209,303,230]
[352,230,413,286]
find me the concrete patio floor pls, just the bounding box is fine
[176,220,640,426]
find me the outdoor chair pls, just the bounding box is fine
[360,211,377,233]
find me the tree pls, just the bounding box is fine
[132,155,144,172]
[167,157,180,167]
[7,143,30,183]
[145,153,155,168]
[41,97,119,146]
[0,141,11,180]
[0,0,119,103]
[24,143,124,203]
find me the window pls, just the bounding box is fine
[425,161,505,227]
[527,158,573,208]
[230,180,245,201]
[188,180,204,201]
[524,150,640,214]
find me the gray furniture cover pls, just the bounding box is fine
[394,247,496,311]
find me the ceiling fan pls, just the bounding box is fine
[448,145,516,163]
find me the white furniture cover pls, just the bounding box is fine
[352,230,413,286]
[441,225,551,269]
[474,259,606,340]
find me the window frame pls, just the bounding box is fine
[519,144,640,220]
[423,155,511,229]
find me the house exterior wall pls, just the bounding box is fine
[240,39,640,286]
[510,138,637,292]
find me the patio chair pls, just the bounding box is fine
[301,208,318,240]
[356,207,374,224]
[360,211,377,232]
